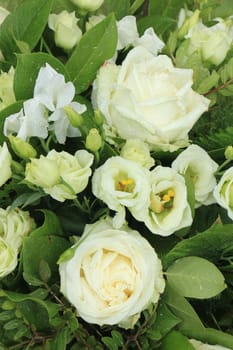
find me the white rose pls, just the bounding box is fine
[172,144,218,207]
[92,46,210,152]
[120,139,155,169]
[0,142,12,187]
[0,238,18,278]
[135,166,192,236]
[0,207,36,250]
[186,18,233,65]
[92,156,151,227]
[189,339,231,350]
[48,11,82,50]
[59,217,165,328]
[70,0,104,12]
[213,166,233,220]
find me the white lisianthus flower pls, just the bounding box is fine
[0,238,18,278]
[0,67,16,111]
[186,18,233,65]
[3,98,48,141]
[34,63,86,143]
[70,0,104,12]
[48,11,82,50]
[134,166,192,236]
[134,27,165,55]
[189,339,231,350]
[117,16,139,50]
[59,217,165,328]
[25,149,94,202]
[172,144,218,207]
[92,156,151,227]
[0,142,12,187]
[120,139,155,169]
[92,46,210,152]
[213,166,233,220]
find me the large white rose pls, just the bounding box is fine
[92,156,151,227]
[134,166,193,236]
[59,217,165,328]
[0,238,18,278]
[172,144,218,207]
[213,166,233,220]
[92,46,210,151]
[189,339,231,350]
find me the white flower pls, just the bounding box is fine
[0,238,18,278]
[172,144,218,207]
[48,11,82,50]
[25,149,94,202]
[135,166,193,236]
[70,0,104,12]
[0,67,16,111]
[0,142,12,187]
[34,63,86,143]
[59,217,165,328]
[186,18,233,65]
[134,27,165,55]
[213,166,233,220]
[117,16,139,50]
[92,46,210,152]
[92,156,151,227]
[120,139,155,169]
[0,6,9,26]
[3,98,48,140]
[189,339,231,350]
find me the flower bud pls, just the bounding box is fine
[178,9,200,39]
[8,134,37,160]
[64,106,84,128]
[48,11,82,51]
[85,128,102,152]
[120,139,155,169]
[94,110,104,126]
[70,0,104,12]
[224,145,233,160]
[0,142,12,187]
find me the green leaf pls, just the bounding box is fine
[14,53,69,101]
[163,223,233,269]
[151,302,181,338]
[196,70,220,95]
[0,0,53,61]
[163,284,205,337]
[66,14,117,94]
[22,234,70,285]
[137,15,176,37]
[160,330,195,350]
[10,192,47,210]
[100,0,130,20]
[211,0,233,18]
[30,210,63,238]
[166,256,226,299]
[51,0,76,13]
[39,260,52,283]
[149,0,188,19]
[219,57,233,83]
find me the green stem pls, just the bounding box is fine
[129,0,145,14]
[215,158,232,175]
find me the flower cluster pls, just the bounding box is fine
[1,1,233,349]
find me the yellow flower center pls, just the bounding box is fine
[150,189,175,213]
[115,177,135,193]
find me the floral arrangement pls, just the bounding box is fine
[1,0,233,349]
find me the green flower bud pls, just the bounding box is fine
[11,160,24,174]
[94,110,104,126]
[85,128,102,152]
[2,300,15,310]
[178,9,200,39]
[64,106,84,128]
[224,146,233,160]
[8,135,37,160]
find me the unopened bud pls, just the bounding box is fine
[85,128,102,152]
[225,145,233,160]
[178,9,200,39]
[11,160,24,174]
[94,110,104,126]
[64,106,84,128]
[8,135,37,160]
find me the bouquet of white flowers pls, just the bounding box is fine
[1,0,233,349]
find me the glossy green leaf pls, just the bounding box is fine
[100,0,130,19]
[160,330,195,350]
[166,256,226,299]
[0,0,53,60]
[66,14,117,94]
[30,210,63,238]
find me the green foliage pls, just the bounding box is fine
[100,0,130,20]
[0,0,53,62]
[66,14,117,93]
